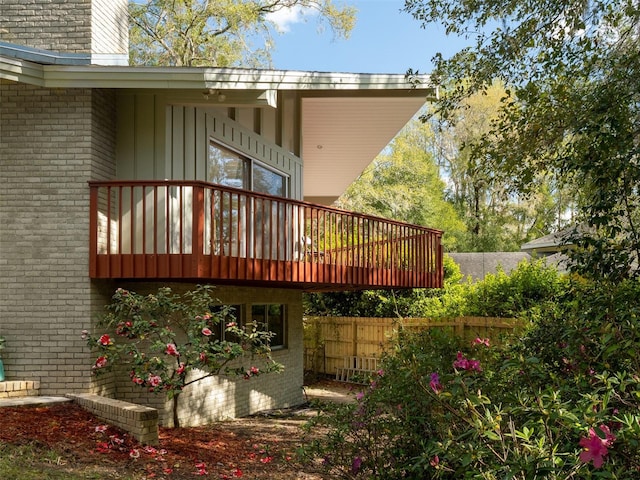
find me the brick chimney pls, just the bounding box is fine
[0,0,129,65]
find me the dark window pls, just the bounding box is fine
[209,304,242,341]
[208,141,287,196]
[251,304,286,349]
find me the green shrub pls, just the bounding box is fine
[301,279,640,479]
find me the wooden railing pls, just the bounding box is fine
[89,180,443,291]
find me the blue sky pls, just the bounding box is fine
[267,0,471,74]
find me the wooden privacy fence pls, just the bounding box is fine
[304,316,523,378]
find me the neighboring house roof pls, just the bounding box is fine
[448,252,532,281]
[0,41,436,205]
[521,230,569,253]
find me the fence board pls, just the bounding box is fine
[303,316,522,376]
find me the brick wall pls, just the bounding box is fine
[90,0,128,58]
[0,0,92,53]
[0,83,117,395]
[0,0,129,65]
[108,284,305,426]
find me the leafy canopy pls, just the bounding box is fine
[405,0,640,280]
[129,0,356,66]
[336,119,467,250]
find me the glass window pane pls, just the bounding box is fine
[267,304,285,347]
[208,143,247,189]
[253,163,286,196]
[250,304,286,349]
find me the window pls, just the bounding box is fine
[209,304,242,342]
[208,141,287,196]
[207,141,289,260]
[251,304,286,349]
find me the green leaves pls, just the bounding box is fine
[85,286,281,427]
[405,0,640,280]
[129,0,356,67]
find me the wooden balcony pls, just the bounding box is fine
[89,181,443,291]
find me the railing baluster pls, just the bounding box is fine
[88,180,443,288]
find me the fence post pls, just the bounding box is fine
[352,318,357,357]
[455,317,464,338]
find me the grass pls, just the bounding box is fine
[0,444,140,480]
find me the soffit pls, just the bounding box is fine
[301,96,427,205]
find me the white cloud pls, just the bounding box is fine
[266,6,317,33]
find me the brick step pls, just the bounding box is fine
[0,380,40,398]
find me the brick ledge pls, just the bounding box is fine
[68,393,159,445]
[0,380,40,398]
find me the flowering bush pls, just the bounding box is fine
[84,285,282,427]
[302,278,640,479]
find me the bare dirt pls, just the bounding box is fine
[0,380,358,479]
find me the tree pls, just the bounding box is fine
[336,118,467,250]
[428,80,575,252]
[129,0,356,67]
[405,0,640,279]
[85,286,281,427]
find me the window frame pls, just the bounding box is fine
[250,303,287,350]
[208,304,243,342]
[208,140,289,197]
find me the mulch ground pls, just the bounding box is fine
[0,401,332,479]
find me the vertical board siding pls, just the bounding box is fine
[304,316,523,377]
[117,94,303,200]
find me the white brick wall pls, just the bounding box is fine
[0,83,117,395]
[91,0,128,54]
[109,284,305,426]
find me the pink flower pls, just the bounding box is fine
[98,334,112,346]
[95,425,108,433]
[579,425,616,468]
[453,352,482,372]
[232,468,243,477]
[430,455,440,467]
[355,391,365,401]
[453,351,469,370]
[194,461,208,475]
[201,327,212,336]
[472,337,490,347]
[226,321,237,328]
[165,343,179,356]
[250,366,260,375]
[199,352,207,363]
[95,441,110,453]
[176,363,186,375]
[429,372,442,394]
[260,456,273,463]
[148,374,162,387]
[468,359,482,372]
[351,456,362,474]
[131,375,144,385]
[129,448,140,459]
[94,356,108,369]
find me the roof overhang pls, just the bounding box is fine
[1,44,436,205]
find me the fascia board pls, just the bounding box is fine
[0,55,46,86]
[31,65,433,94]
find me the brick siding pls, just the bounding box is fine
[0,0,128,63]
[0,0,92,53]
[0,83,117,395]
[109,284,305,427]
